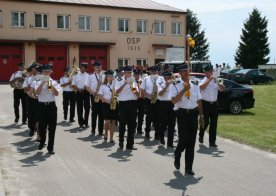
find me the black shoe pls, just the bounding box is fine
[69,119,75,123]
[48,150,55,154]
[209,143,218,148]
[185,169,195,176]
[29,130,34,137]
[80,125,84,128]
[85,124,89,128]
[199,137,203,144]
[145,132,150,138]
[14,118,19,123]
[160,139,165,145]
[110,140,115,143]
[91,130,95,135]
[22,121,27,125]
[119,143,123,149]
[64,116,67,121]
[38,143,44,150]
[126,146,137,150]
[104,137,107,141]
[174,156,180,170]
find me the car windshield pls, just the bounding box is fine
[229,69,241,73]
[236,69,250,74]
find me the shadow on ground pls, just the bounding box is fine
[197,144,225,157]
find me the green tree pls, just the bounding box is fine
[186,9,210,61]
[235,8,270,68]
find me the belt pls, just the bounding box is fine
[39,101,55,106]
[178,107,198,113]
[203,100,217,104]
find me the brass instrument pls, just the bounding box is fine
[151,77,158,104]
[128,77,137,93]
[110,86,118,110]
[11,71,27,89]
[69,65,80,79]
[47,80,53,91]
[214,77,224,85]
[94,71,104,103]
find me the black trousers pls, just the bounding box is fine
[27,96,39,131]
[90,95,103,134]
[135,98,144,132]
[38,102,57,151]
[145,98,160,138]
[199,101,219,144]
[76,91,90,126]
[158,101,176,145]
[13,89,27,122]
[175,109,198,171]
[118,100,137,147]
[62,91,76,121]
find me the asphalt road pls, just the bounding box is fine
[0,84,276,196]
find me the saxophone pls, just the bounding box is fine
[110,86,118,110]
[151,78,158,104]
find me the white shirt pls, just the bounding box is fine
[169,80,202,111]
[115,78,138,101]
[24,75,37,88]
[85,72,103,92]
[157,78,173,101]
[60,75,73,92]
[72,72,89,90]
[199,77,219,102]
[34,79,62,102]
[141,75,161,99]
[98,83,114,101]
[9,71,23,81]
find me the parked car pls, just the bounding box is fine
[217,79,255,114]
[232,69,274,85]
[220,69,241,79]
[158,61,211,73]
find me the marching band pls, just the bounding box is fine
[9,60,225,175]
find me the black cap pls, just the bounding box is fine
[123,65,133,72]
[115,67,123,72]
[162,71,173,77]
[203,64,213,72]
[80,62,88,69]
[133,69,141,75]
[63,67,70,72]
[18,62,24,67]
[42,64,52,71]
[148,65,158,72]
[93,61,102,67]
[36,65,43,73]
[105,70,114,76]
[178,62,188,71]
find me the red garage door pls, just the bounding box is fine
[79,46,107,73]
[36,44,67,80]
[0,44,23,82]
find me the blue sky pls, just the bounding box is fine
[154,0,276,67]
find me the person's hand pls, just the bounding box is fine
[199,116,205,128]
[183,82,190,91]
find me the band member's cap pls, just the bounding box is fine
[63,67,70,72]
[162,71,173,77]
[93,61,102,67]
[105,70,114,76]
[123,65,133,72]
[203,64,214,72]
[42,64,52,71]
[178,63,189,71]
[115,67,123,73]
[29,61,39,69]
[17,62,25,67]
[80,62,88,68]
[148,65,158,72]
[133,69,141,75]
[36,65,43,73]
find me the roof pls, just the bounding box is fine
[29,0,186,13]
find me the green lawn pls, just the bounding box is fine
[217,82,276,153]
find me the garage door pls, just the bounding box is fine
[79,46,107,73]
[0,44,23,82]
[36,44,67,80]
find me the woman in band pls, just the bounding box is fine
[98,70,118,143]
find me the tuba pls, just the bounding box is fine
[110,86,118,110]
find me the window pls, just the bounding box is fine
[137,59,147,66]
[118,58,129,67]
[118,19,129,32]
[35,13,48,28]
[154,21,165,34]
[57,15,70,30]
[172,22,181,35]
[0,10,2,27]
[99,17,110,32]
[11,12,25,27]
[137,19,147,33]
[78,16,91,31]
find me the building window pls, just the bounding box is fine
[172,22,181,35]
[118,19,129,32]
[137,59,147,66]
[154,21,165,34]
[118,58,129,67]
[11,12,25,27]
[99,17,110,32]
[35,13,48,28]
[57,15,70,30]
[78,16,91,31]
[137,19,147,33]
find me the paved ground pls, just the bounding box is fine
[0,84,276,196]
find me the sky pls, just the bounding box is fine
[154,0,276,67]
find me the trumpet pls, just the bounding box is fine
[47,80,53,91]
[128,77,137,93]
[214,77,224,85]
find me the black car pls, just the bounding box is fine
[217,79,255,114]
[220,69,241,79]
[232,69,273,85]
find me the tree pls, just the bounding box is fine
[186,9,210,61]
[235,8,270,69]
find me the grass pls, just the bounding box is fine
[217,82,276,153]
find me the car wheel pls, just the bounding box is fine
[229,100,242,114]
[249,79,254,85]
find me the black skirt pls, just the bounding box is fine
[102,102,119,120]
